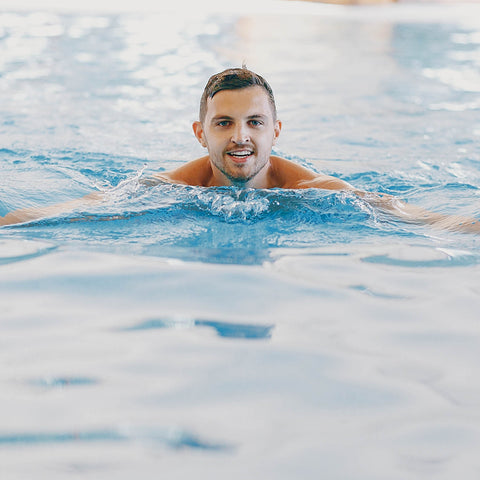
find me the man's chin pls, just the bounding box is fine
[224,168,254,185]
[212,157,265,185]
[225,162,251,177]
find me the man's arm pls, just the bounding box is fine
[295,174,480,234]
[0,192,103,227]
[354,189,480,234]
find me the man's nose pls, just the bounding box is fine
[231,124,250,144]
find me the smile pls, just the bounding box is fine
[227,150,254,163]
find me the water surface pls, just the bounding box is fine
[1,2,480,479]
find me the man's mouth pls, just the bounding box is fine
[227,150,254,163]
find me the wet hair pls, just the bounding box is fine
[199,66,277,122]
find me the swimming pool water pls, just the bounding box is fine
[1,2,480,479]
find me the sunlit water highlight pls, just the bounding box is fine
[1,2,480,479]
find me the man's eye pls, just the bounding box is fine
[217,121,231,127]
[249,120,262,127]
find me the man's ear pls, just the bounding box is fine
[193,121,207,148]
[272,120,282,145]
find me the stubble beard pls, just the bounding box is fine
[212,152,268,187]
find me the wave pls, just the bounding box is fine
[5,178,413,266]
[88,180,378,225]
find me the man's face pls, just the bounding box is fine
[193,86,281,187]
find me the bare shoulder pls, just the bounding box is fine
[151,156,212,186]
[269,156,353,190]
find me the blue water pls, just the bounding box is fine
[1,157,389,264]
[1,3,480,479]
[2,147,478,264]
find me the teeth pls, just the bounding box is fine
[229,151,252,157]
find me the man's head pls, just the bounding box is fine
[193,67,281,187]
[199,67,277,124]
[193,67,281,188]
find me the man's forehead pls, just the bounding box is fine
[205,86,274,117]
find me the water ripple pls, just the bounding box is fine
[122,317,274,340]
[0,426,232,451]
[27,377,99,388]
[362,246,479,268]
[0,239,57,265]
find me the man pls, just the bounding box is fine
[151,67,349,191]
[1,67,479,232]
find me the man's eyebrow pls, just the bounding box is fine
[211,114,268,120]
[210,115,233,121]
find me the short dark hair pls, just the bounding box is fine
[199,67,277,122]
